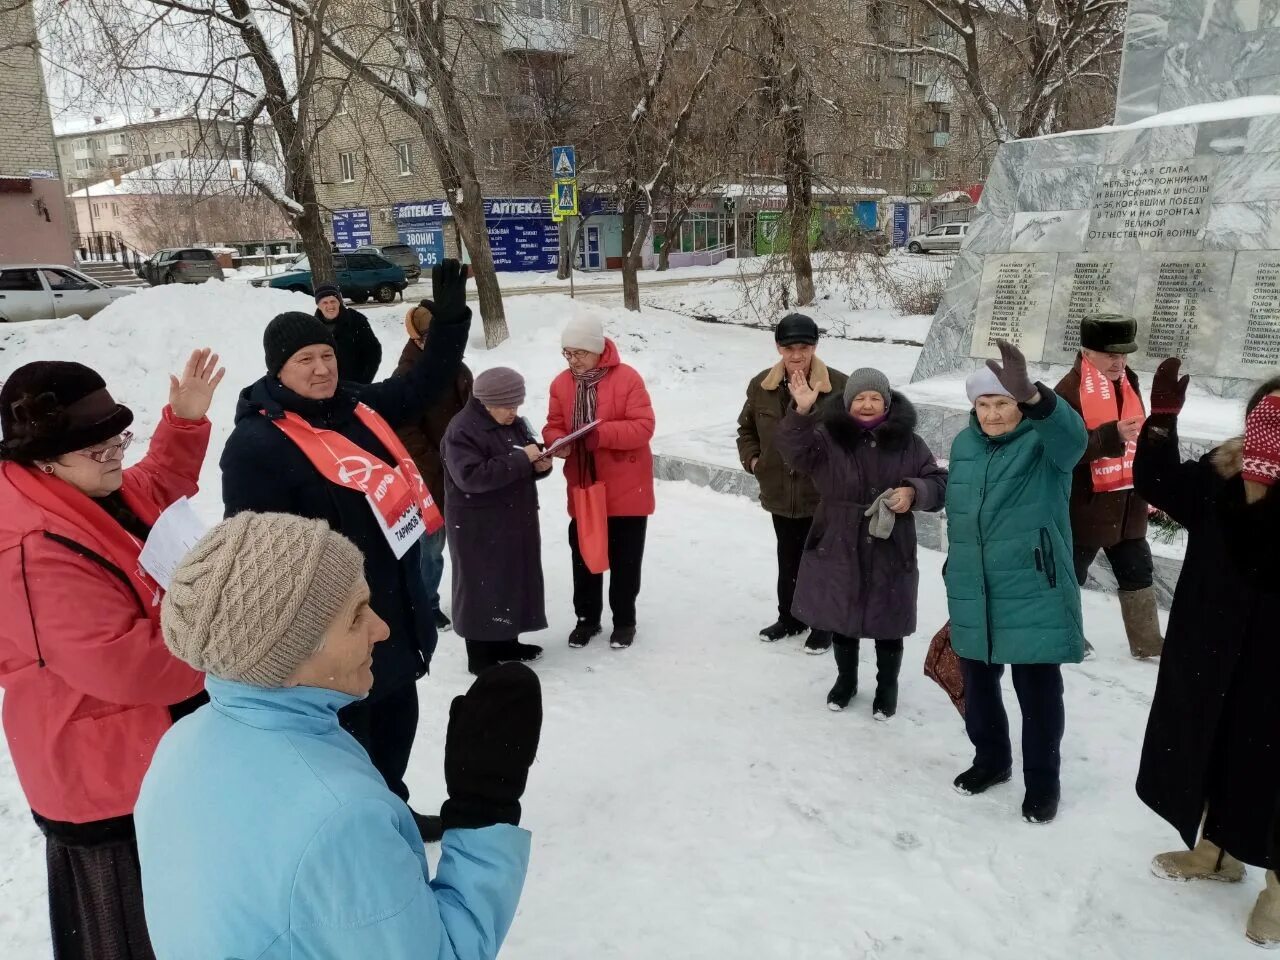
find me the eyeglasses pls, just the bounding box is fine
[562,349,594,361]
[76,431,134,463]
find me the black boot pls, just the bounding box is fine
[610,625,636,649]
[826,638,860,711]
[803,630,832,655]
[568,619,601,648]
[1022,784,1061,824]
[434,609,452,632]
[759,618,806,642]
[466,640,499,676]
[496,639,543,664]
[872,640,904,721]
[410,810,444,843]
[953,764,1014,796]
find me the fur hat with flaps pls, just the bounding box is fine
[0,361,134,463]
[405,300,436,342]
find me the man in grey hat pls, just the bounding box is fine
[1054,313,1163,659]
[737,313,848,652]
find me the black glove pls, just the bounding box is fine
[985,339,1038,404]
[1149,357,1190,416]
[430,258,469,326]
[440,662,542,831]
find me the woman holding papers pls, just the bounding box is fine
[544,311,656,651]
[0,349,223,960]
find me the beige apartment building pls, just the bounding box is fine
[0,1,76,265]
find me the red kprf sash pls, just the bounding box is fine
[270,404,444,556]
[1079,358,1144,493]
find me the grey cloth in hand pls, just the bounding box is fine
[864,489,897,540]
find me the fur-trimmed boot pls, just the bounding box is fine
[1247,871,1280,947]
[1151,838,1246,883]
[1119,587,1164,660]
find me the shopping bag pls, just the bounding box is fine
[571,480,610,574]
[924,621,965,717]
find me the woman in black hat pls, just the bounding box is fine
[0,349,224,960]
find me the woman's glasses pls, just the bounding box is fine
[562,349,593,361]
[76,431,134,463]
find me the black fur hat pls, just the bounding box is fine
[0,361,134,463]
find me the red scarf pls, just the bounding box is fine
[2,461,163,617]
[269,403,444,536]
[1079,358,1144,493]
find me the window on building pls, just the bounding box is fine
[960,113,971,137]
[908,157,922,179]
[864,52,883,79]
[863,156,884,180]
[586,71,605,104]
[339,151,355,183]
[913,58,929,83]
[111,202,120,216]
[479,62,500,95]
[580,3,601,37]
[165,151,176,160]
[518,0,543,16]
[92,203,100,217]
[935,158,949,179]
[485,138,507,167]
[633,14,647,43]
[74,158,89,172]
[336,88,348,115]
[519,63,537,95]
[893,3,909,27]
[395,141,413,176]
[472,1,496,21]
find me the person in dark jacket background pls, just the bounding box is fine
[736,313,848,653]
[1133,360,1280,947]
[219,260,470,840]
[395,298,474,633]
[1054,314,1161,660]
[775,367,946,718]
[315,282,382,384]
[441,367,549,675]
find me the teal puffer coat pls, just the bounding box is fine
[944,386,1088,665]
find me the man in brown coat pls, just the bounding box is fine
[395,299,474,632]
[1054,313,1162,659]
[736,313,848,653]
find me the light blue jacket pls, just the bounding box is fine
[135,677,530,960]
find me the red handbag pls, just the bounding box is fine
[572,452,610,574]
[924,621,965,717]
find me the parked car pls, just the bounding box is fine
[906,222,969,254]
[354,243,421,282]
[251,253,407,304]
[815,224,891,257]
[137,248,225,284]
[0,265,137,323]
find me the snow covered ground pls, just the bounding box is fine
[0,282,1267,958]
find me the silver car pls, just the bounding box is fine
[906,222,969,254]
[0,264,137,323]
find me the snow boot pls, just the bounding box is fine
[1119,587,1164,660]
[1022,785,1061,824]
[826,638,859,711]
[1152,838,1247,883]
[610,625,636,649]
[497,639,543,664]
[434,609,452,632]
[872,640,903,721]
[953,764,1013,796]
[1247,872,1280,948]
[804,630,832,655]
[760,618,806,642]
[466,640,501,676]
[411,810,444,844]
[568,619,601,649]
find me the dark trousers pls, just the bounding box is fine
[569,516,648,627]
[339,681,419,804]
[962,658,1065,793]
[772,514,812,626]
[1073,536,1154,591]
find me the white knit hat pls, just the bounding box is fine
[965,367,1015,406]
[561,312,605,354]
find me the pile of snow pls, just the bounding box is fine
[1,280,1269,958]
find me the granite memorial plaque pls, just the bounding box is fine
[1131,252,1234,370]
[1042,254,1143,365]
[1222,251,1280,377]
[969,253,1058,361]
[1086,159,1218,252]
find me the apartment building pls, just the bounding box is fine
[54,110,276,195]
[0,0,76,264]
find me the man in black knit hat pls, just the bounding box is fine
[220,260,471,842]
[314,283,382,384]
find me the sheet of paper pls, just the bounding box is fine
[139,497,211,590]
[537,419,601,460]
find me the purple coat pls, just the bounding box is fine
[440,399,548,643]
[775,393,947,639]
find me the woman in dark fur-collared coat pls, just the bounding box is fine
[774,367,948,720]
[1133,360,1280,948]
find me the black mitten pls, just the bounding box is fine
[430,258,469,326]
[440,662,542,831]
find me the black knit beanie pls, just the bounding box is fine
[264,311,338,377]
[314,283,342,304]
[0,361,134,463]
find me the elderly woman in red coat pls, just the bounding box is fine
[0,350,223,960]
[544,312,655,651]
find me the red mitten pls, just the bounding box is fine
[1243,394,1280,486]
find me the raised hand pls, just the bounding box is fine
[430,258,469,325]
[985,340,1037,404]
[168,348,225,421]
[789,368,820,414]
[1149,357,1190,416]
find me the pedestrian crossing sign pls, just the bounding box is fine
[553,180,578,217]
[551,145,577,179]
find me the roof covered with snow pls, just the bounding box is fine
[67,158,285,198]
[54,109,269,138]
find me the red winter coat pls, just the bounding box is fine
[0,407,209,823]
[544,339,656,518]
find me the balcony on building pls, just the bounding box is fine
[107,141,128,157]
[930,131,951,149]
[923,78,953,106]
[501,15,576,55]
[73,142,92,160]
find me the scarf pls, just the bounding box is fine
[3,461,163,617]
[571,366,608,487]
[1079,357,1144,493]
